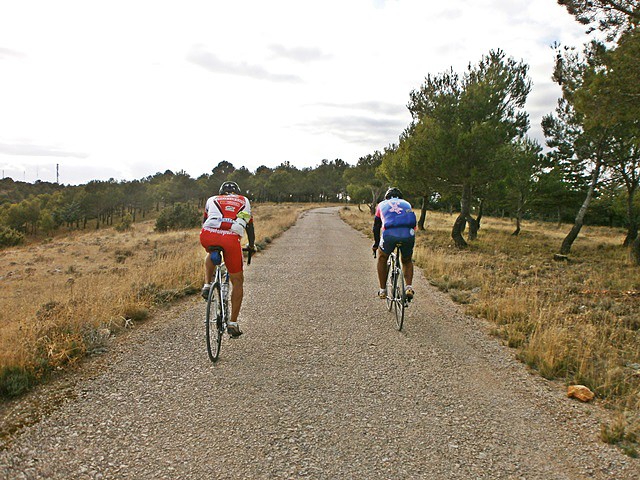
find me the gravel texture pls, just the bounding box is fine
[1,207,638,479]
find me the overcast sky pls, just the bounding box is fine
[0,0,589,185]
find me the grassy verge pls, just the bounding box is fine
[341,205,640,455]
[0,203,312,398]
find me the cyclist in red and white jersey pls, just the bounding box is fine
[200,181,255,337]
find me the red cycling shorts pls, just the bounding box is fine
[199,229,243,274]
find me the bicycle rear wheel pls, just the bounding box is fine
[205,282,223,362]
[393,258,405,331]
[385,253,396,311]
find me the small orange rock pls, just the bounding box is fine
[567,385,595,402]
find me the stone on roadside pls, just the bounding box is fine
[567,385,595,402]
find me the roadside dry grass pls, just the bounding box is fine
[341,206,640,455]
[0,203,312,398]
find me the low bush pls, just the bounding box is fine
[0,226,25,247]
[0,367,36,397]
[154,203,200,232]
[115,213,133,232]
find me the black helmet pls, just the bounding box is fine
[219,181,241,195]
[384,187,403,200]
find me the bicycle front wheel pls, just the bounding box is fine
[393,262,405,331]
[385,254,395,312]
[205,282,223,362]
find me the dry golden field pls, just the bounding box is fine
[0,203,311,398]
[341,206,640,454]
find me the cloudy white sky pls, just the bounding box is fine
[0,0,589,185]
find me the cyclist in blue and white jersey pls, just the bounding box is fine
[372,187,417,301]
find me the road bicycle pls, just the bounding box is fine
[204,245,253,363]
[375,243,407,331]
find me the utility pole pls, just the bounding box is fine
[56,164,59,184]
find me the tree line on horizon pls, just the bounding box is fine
[0,1,638,261]
[0,159,351,240]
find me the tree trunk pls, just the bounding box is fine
[512,217,521,236]
[475,199,484,230]
[467,215,479,240]
[631,235,640,265]
[512,193,523,236]
[624,223,639,247]
[452,183,471,248]
[623,187,638,247]
[560,161,602,255]
[467,198,482,241]
[418,195,428,230]
[452,214,468,248]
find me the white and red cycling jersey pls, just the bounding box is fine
[200,194,252,274]
[202,194,252,235]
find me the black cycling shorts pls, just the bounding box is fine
[380,230,415,260]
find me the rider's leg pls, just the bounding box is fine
[229,271,244,324]
[204,253,214,285]
[200,253,215,299]
[200,229,216,287]
[399,236,415,299]
[377,249,389,289]
[401,256,414,286]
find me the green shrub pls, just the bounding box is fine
[0,366,36,398]
[155,203,200,232]
[114,249,134,263]
[115,212,133,232]
[0,226,25,247]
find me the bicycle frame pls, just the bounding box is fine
[213,262,230,327]
[385,243,406,331]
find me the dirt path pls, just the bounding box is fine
[1,207,638,479]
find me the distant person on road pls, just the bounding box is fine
[200,181,256,337]
[372,187,417,301]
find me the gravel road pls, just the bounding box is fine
[1,207,638,479]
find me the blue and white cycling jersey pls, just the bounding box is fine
[375,198,417,238]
